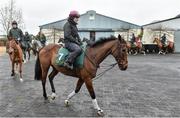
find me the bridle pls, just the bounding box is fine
[82,39,127,80]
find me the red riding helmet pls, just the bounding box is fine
[69,10,80,18]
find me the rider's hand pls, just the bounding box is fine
[79,41,83,45]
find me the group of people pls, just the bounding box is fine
[7,20,47,51]
[130,29,167,47]
[7,10,83,70]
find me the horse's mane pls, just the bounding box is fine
[43,44,61,51]
[88,35,117,47]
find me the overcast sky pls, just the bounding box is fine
[0,0,180,35]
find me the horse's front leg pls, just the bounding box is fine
[11,61,15,76]
[65,78,84,106]
[84,78,104,116]
[23,49,27,63]
[28,49,30,61]
[19,62,23,82]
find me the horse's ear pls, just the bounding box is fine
[7,35,11,41]
[118,34,122,42]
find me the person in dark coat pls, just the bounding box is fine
[7,21,23,52]
[24,31,32,48]
[161,33,167,46]
[63,10,82,69]
[36,31,46,47]
[8,20,23,42]
[130,33,136,44]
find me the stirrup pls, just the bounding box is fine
[64,62,73,70]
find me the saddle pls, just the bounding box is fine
[55,43,86,69]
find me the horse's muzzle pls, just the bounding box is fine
[119,62,128,71]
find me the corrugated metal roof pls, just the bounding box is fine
[143,16,180,27]
[39,10,140,30]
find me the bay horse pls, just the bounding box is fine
[8,37,23,82]
[153,38,174,54]
[34,35,128,116]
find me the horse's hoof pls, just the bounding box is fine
[51,93,57,100]
[11,73,14,76]
[44,98,50,103]
[97,109,104,116]
[20,78,23,82]
[65,99,70,106]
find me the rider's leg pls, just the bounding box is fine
[64,42,82,68]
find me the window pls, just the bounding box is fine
[89,14,95,20]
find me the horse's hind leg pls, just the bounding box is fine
[41,65,50,100]
[48,68,58,100]
[65,78,84,106]
[23,49,26,63]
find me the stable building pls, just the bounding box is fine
[142,15,180,53]
[39,10,140,43]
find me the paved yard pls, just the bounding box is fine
[0,54,180,117]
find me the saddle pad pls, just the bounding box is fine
[55,44,86,68]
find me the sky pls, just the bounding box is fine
[0,0,180,35]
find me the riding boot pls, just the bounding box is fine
[64,59,73,70]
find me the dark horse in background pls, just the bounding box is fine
[20,37,32,62]
[34,35,128,116]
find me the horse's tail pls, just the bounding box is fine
[34,54,42,80]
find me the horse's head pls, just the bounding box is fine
[153,38,156,43]
[8,38,18,54]
[32,39,42,52]
[153,38,160,43]
[111,34,128,70]
[153,38,162,48]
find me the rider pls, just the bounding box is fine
[8,21,23,43]
[130,33,136,45]
[24,31,32,49]
[63,10,82,69]
[7,20,23,52]
[36,31,46,47]
[161,33,167,46]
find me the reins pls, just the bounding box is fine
[93,62,117,81]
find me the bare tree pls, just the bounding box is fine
[0,0,24,35]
